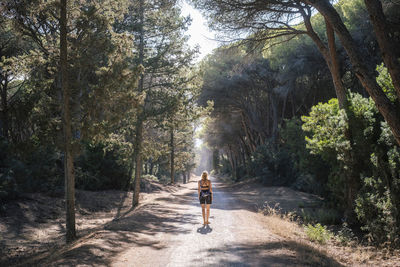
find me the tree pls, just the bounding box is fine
[60,0,76,243]
[121,0,197,206]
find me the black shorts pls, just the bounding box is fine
[199,193,212,204]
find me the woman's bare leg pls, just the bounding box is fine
[206,204,211,224]
[201,204,206,225]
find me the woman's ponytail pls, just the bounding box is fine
[201,171,208,182]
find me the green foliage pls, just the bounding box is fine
[376,63,397,102]
[75,142,130,191]
[304,223,332,244]
[353,69,400,245]
[301,67,400,245]
[251,140,296,186]
[302,99,349,161]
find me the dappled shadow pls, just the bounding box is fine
[105,205,197,235]
[30,201,198,266]
[0,190,137,266]
[197,225,213,235]
[0,195,67,266]
[193,240,344,267]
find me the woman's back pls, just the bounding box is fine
[199,179,210,190]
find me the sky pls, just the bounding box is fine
[180,1,220,61]
[179,1,217,148]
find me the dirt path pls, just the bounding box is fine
[40,177,342,267]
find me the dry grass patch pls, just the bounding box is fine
[260,204,400,266]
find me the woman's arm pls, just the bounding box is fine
[198,181,200,198]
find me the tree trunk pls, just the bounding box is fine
[170,125,175,184]
[183,172,186,184]
[227,145,236,180]
[326,18,359,222]
[60,0,76,243]
[149,160,154,175]
[308,0,400,146]
[132,0,145,207]
[132,117,143,207]
[303,5,360,220]
[0,78,9,140]
[364,0,400,100]
[212,149,219,172]
[325,18,348,109]
[270,95,278,142]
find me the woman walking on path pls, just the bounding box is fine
[198,171,213,225]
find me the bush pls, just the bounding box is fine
[75,142,131,191]
[304,223,332,244]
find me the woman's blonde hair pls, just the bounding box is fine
[201,171,208,181]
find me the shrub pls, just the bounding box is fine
[304,223,332,244]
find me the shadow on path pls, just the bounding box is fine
[197,225,213,235]
[195,240,344,267]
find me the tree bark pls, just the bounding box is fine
[325,18,348,109]
[364,0,400,100]
[60,0,76,243]
[132,0,145,207]
[307,0,400,146]
[326,18,360,222]
[149,160,154,175]
[0,77,9,140]
[170,125,175,184]
[132,116,143,207]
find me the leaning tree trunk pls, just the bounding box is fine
[307,0,400,146]
[60,0,76,243]
[325,19,348,109]
[364,0,400,100]
[302,6,360,220]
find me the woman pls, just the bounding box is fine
[198,171,212,225]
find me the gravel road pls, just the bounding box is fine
[111,177,300,267]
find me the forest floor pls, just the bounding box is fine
[1,176,399,266]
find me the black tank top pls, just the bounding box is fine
[200,180,210,191]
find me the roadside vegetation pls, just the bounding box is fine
[195,0,400,250]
